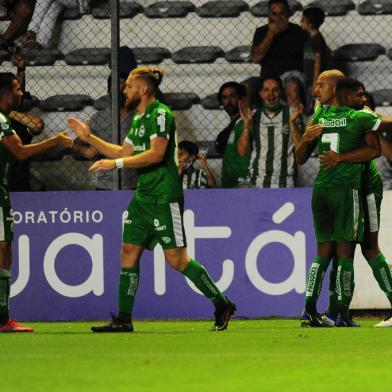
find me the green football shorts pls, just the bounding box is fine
[363,185,383,234]
[123,197,187,250]
[0,206,13,242]
[312,186,364,243]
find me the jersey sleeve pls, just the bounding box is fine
[0,117,15,140]
[355,110,381,132]
[149,108,174,140]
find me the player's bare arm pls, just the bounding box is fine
[320,131,381,170]
[67,117,133,158]
[379,133,392,161]
[89,136,168,172]
[295,123,323,165]
[289,104,304,149]
[1,131,72,160]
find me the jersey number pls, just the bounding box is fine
[321,133,339,153]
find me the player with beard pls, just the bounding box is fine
[215,82,250,187]
[67,66,236,333]
[0,72,73,332]
[321,87,392,327]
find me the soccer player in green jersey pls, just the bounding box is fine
[297,75,383,327]
[0,73,73,332]
[321,90,392,327]
[67,66,236,332]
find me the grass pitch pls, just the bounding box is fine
[1,319,391,391]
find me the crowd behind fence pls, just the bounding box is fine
[0,0,392,191]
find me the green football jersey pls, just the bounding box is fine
[363,159,383,195]
[312,105,380,189]
[221,119,250,188]
[0,112,16,206]
[125,100,183,203]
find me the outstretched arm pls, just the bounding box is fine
[2,131,72,161]
[88,137,168,172]
[67,117,132,158]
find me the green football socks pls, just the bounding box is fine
[182,259,227,305]
[336,258,354,317]
[327,258,339,318]
[118,267,139,322]
[0,269,10,325]
[368,253,392,307]
[305,256,330,314]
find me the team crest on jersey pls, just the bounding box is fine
[139,125,145,137]
[1,122,9,130]
[282,124,290,134]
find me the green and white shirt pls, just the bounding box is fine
[181,166,208,189]
[312,105,381,189]
[125,100,183,203]
[0,112,16,206]
[247,105,296,188]
[222,118,250,188]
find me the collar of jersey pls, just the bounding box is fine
[139,99,159,118]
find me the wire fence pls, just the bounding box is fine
[1,0,392,190]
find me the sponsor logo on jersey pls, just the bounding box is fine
[162,237,171,244]
[319,118,347,128]
[305,262,319,297]
[133,144,146,152]
[153,219,167,231]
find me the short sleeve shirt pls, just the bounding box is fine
[125,100,183,203]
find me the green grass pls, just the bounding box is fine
[2,319,392,391]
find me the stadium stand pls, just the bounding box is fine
[0,0,390,189]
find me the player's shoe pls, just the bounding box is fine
[335,314,360,327]
[301,310,334,327]
[374,315,392,327]
[320,312,336,326]
[210,297,236,331]
[91,314,133,333]
[0,319,34,333]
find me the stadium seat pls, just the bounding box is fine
[334,44,385,61]
[19,49,64,66]
[61,6,81,19]
[164,93,200,110]
[133,47,171,64]
[201,94,221,110]
[250,0,302,16]
[144,1,195,18]
[92,2,143,18]
[307,0,355,16]
[196,0,249,17]
[371,89,392,106]
[225,46,251,63]
[40,95,93,112]
[64,48,111,65]
[172,46,224,63]
[358,0,392,15]
[94,95,111,111]
[197,140,220,158]
[21,96,39,112]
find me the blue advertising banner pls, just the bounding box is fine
[9,189,323,321]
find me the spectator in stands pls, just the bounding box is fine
[237,76,304,187]
[245,0,308,108]
[71,74,137,190]
[300,6,333,112]
[0,0,35,48]
[7,50,45,191]
[178,140,216,189]
[15,0,77,49]
[215,81,250,188]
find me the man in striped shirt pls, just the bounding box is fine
[238,76,304,187]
